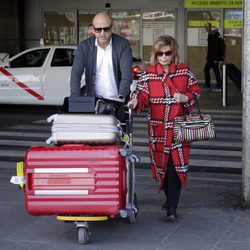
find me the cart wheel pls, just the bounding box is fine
[128,210,136,224]
[77,227,89,244]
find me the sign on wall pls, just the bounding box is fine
[185,0,242,9]
[188,20,220,27]
[187,28,209,46]
[224,19,242,28]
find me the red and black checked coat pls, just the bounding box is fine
[133,63,201,189]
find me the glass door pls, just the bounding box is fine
[186,10,222,81]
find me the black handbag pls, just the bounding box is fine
[95,97,122,116]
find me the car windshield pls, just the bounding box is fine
[10,49,50,68]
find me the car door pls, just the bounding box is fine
[44,47,75,105]
[0,48,50,105]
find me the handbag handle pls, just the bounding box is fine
[183,98,203,121]
[160,70,202,121]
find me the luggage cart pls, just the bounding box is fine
[11,101,139,245]
[55,105,139,244]
[11,99,140,244]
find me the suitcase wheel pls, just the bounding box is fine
[128,209,137,224]
[128,210,136,224]
[128,193,139,224]
[78,226,89,245]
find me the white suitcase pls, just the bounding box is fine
[46,114,122,145]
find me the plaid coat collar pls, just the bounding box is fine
[155,62,177,76]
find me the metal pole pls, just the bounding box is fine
[127,107,134,205]
[222,64,227,107]
[242,0,250,206]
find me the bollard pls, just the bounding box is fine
[222,64,228,107]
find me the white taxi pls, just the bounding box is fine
[0,45,78,105]
[0,45,147,105]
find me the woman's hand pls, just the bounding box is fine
[174,93,188,103]
[127,98,138,109]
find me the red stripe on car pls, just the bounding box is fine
[0,67,44,100]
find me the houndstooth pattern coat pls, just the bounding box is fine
[132,63,201,189]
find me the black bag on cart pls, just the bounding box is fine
[95,97,127,124]
[60,96,96,113]
[226,63,241,91]
[68,96,96,113]
[96,98,121,115]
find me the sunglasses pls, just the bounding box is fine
[156,51,173,57]
[93,26,112,33]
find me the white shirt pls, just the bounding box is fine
[94,39,118,99]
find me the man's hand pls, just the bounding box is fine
[127,98,138,109]
[174,93,188,103]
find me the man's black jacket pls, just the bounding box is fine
[207,29,224,62]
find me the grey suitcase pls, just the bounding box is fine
[46,114,122,145]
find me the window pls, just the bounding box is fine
[111,11,140,58]
[78,11,98,42]
[44,11,76,44]
[51,48,74,67]
[142,11,176,61]
[10,49,50,68]
[223,10,242,69]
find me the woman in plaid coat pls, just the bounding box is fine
[129,35,201,220]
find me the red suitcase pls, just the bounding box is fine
[24,144,126,217]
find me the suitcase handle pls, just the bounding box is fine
[61,144,88,147]
[47,114,58,123]
[46,136,53,145]
[25,172,33,192]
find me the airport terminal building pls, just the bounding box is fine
[1,0,243,81]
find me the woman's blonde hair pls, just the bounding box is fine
[150,35,180,66]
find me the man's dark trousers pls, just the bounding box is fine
[204,60,222,89]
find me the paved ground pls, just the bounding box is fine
[2,168,250,250]
[1,80,246,249]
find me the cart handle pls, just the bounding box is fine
[125,105,133,134]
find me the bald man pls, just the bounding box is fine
[70,12,133,105]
